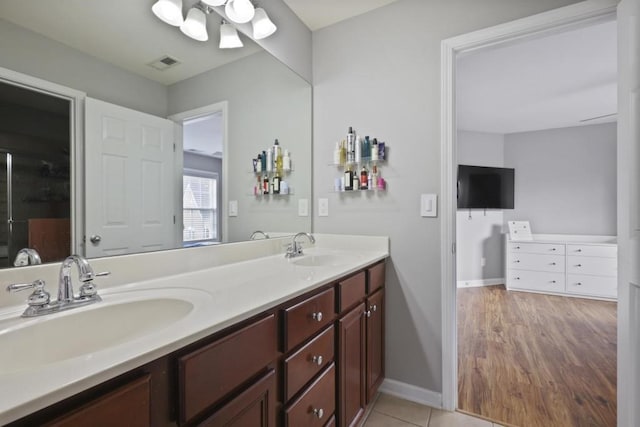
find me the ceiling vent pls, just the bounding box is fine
[148,55,181,71]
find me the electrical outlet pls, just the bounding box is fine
[318,198,329,217]
[228,200,238,217]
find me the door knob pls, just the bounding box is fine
[89,235,102,244]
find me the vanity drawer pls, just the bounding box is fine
[566,274,617,298]
[507,270,565,293]
[509,253,565,273]
[566,244,617,258]
[367,262,385,294]
[567,256,617,277]
[284,363,336,427]
[178,314,277,425]
[284,325,334,401]
[283,288,335,352]
[46,375,150,427]
[508,242,565,255]
[338,271,366,312]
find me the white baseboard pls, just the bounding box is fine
[456,278,504,288]
[378,378,443,409]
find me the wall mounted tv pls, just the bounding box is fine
[457,165,514,209]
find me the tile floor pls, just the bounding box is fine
[362,393,505,427]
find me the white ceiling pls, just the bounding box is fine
[0,0,261,85]
[456,20,617,134]
[282,0,400,31]
[184,112,224,157]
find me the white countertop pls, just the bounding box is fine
[0,235,388,425]
[507,233,617,246]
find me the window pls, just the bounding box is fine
[183,173,217,242]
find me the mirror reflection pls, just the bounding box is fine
[0,0,312,268]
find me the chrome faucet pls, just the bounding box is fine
[13,248,42,267]
[6,254,110,318]
[250,230,270,240]
[285,232,315,258]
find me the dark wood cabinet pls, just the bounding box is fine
[366,289,385,403]
[200,369,277,427]
[12,260,386,427]
[44,375,151,427]
[337,302,366,427]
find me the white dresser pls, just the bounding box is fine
[505,234,617,300]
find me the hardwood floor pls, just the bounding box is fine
[457,285,617,427]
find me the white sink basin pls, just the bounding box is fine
[291,254,347,267]
[0,288,207,374]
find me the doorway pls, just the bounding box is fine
[439,0,621,422]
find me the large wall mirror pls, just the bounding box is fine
[0,0,312,268]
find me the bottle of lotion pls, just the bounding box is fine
[283,149,291,171]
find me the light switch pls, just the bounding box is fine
[298,199,309,217]
[420,194,437,217]
[228,200,238,217]
[318,198,329,217]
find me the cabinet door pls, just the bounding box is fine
[338,303,366,427]
[200,369,276,427]
[366,289,385,403]
[45,375,150,427]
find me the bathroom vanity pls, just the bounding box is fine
[0,235,388,426]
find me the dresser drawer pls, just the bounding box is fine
[566,274,617,298]
[567,256,617,277]
[338,271,366,312]
[507,270,565,293]
[509,253,565,273]
[178,314,277,425]
[283,288,335,352]
[566,244,617,258]
[285,363,335,427]
[284,325,334,401]
[508,242,565,255]
[367,262,385,294]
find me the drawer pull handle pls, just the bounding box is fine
[577,249,582,252]
[311,355,323,366]
[576,264,582,267]
[311,312,323,322]
[371,304,378,312]
[551,248,556,251]
[515,246,521,249]
[576,282,583,286]
[550,262,556,266]
[313,408,324,419]
[515,260,520,263]
[514,277,520,280]
[364,310,372,318]
[551,280,556,284]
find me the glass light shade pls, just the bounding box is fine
[151,0,184,27]
[225,0,255,24]
[251,8,276,40]
[202,0,227,5]
[180,8,208,41]
[219,22,243,49]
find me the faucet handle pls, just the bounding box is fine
[79,272,109,299]
[7,280,50,307]
[94,271,111,278]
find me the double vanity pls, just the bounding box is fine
[0,234,389,426]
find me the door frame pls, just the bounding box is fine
[439,0,618,412]
[169,101,229,244]
[0,66,86,256]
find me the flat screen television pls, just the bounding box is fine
[457,165,514,209]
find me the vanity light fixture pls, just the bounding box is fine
[219,20,244,49]
[180,4,209,41]
[251,7,277,40]
[152,0,276,47]
[151,0,184,27]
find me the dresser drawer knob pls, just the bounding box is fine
[514,277,520,280]
[364,310,372,318]
[551,248,556,251]
[311,355,323,366]
[515,260,520,263]
[311,312,323,322]
[576,249,582,252]
[550,262,556,266]
[312,408,324,419]
[551,280,556,283]
[576,264,582,267]
[371,304,377,312]
[576,282,583,286]
[515,246,521,249]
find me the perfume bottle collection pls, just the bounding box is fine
[333,127,387,192]
[252,139,292,195]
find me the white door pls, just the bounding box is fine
[617,0,640,425]
[85,98,177,257]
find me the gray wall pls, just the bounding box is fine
[169,51,312,242]
[0,19,168,117]
[456,131,505,283]
[504,122,617,235]
[312,0,581,395]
